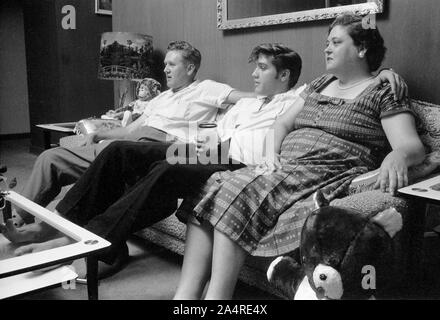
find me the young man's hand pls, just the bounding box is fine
[375,69,408,101]
[195,138,209,156]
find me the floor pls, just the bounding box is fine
[0,138,278,300]
[1,138,440,300]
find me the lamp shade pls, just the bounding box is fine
[98,32,153,81]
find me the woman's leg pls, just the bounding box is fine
[174,219,214,300]
[204,229,248,300]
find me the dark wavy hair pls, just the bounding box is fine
[249,43,302,89]
[329,13,386,72]
[167,41,202,73]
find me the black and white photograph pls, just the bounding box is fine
[1,0,440,307]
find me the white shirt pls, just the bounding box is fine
[217,84,306,166]
[142,80,233,142]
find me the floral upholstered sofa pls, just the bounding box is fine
[134,99,440,299]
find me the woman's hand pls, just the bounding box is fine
[375,69,408,101]
[374,150,409,195]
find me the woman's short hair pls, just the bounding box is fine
[330,13,386,72]
[249,43,302,89]
[167,41,202,73]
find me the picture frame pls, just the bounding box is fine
[95,0,112,16]
[217,0,384,30]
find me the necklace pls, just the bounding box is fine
[337,76,375,90]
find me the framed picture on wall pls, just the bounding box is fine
[95,0,112,15]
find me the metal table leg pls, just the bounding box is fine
[42,130,52,150]
[86,256,99,300]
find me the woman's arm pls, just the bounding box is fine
[375,112,425,195]
[259,97,305,172]
[269,97,305,154]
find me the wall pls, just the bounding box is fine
[0,0,30,135]
[22,0,113,150]
[113,0,440,104]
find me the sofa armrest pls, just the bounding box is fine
[330,190,410,215]
[347,151,440,195]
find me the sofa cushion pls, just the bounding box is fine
[412,99,440,153]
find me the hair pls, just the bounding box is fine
[167,41,202,73]
[249,43,302,89]
[329,13,386,72]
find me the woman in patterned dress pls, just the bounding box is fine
[174,13,426,300]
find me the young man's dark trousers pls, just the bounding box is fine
[55,140,244,263]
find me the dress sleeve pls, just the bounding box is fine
[378,84,417,120]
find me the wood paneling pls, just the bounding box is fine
[0,0,30,135]
[22,0,113,151]
[113,0,440,104]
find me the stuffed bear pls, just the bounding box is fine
[267,190,403,300]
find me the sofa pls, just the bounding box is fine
[134,99,440,299]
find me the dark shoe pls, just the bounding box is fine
[74,242,130,282]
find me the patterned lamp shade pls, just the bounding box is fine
[98,32,153,81]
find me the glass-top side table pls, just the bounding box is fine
[0,190,111,299]
[36,122,77,149]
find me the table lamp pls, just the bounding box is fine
[98,32,154,109]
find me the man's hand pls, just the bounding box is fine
[85,132,99,146]
[374,150,409,196]
[375,69,408,101]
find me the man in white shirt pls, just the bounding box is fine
[14,41,253,225]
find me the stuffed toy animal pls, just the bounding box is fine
[267,190,403,300]
[102,77,162,126]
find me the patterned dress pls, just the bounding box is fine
[177,74,416,257]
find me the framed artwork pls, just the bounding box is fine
[95,0,112,16]
[217,0,383,30]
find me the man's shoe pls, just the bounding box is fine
[74,242,130,282]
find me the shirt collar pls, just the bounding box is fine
[169,79,200,94]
